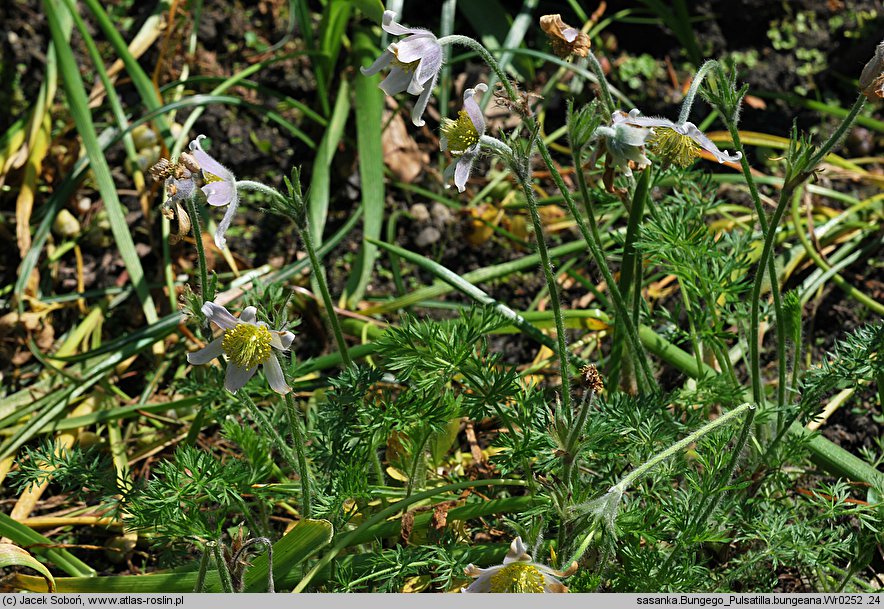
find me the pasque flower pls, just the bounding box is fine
[441,83,487,192]
[616,109,741,168]
[361,10,444,127]
[188,136,239,250]
[187,302,294,395]
[462,537,577,593]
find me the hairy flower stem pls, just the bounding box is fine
[677,60,719,125]
[586,51,615,116]
[238,180,352,368]
[285,392,313,519]
[439,34,657,394]
[193,544,210,592]
[513,163,573,415]
[610,169,651,392]
[237,391,301,479]
[211,540,235,593]
[185,197,211,305]
[722,111,788,426]
[571,147,655,390]
[614,403,753,495]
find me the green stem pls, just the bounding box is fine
[586,51,615,115]
[284,392,313,519]
[292,478,531,592]
[212,541,234,593]
[185,197,211,304]
[238,180,352,367]
[237,392,300,477]
[611,169,650,390]
[612,402,753,494]
[677,60,720,125]
[193,544,210,593]
[513,163,573,415]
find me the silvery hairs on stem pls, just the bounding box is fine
[361,10,443,127]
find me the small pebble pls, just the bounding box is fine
[409,203,430,223]
[415,226,441,247]
[52,209,81,238]
[430,202,453,226]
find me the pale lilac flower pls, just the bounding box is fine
[462,537,576,593]
[615,109,742,167]
[360,10,443,127]
[594,111,651,178]
[440,84,487,193]
[187,302,294,395]
[188,136,239,250]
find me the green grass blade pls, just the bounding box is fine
[242,519,333,592]
[0,543,56,592]
[309,78,351,245]
[344,29,386,308]
[0,513,95,578]
[45,0,158,326]
[638,326,884,487]
[363,238,587,314]
[366,237,588,368]
[79,0,172,140]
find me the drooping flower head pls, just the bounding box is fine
[462,537,577,593]
[860,39,884,103]
[616,109,742,168]
[360,11,444,127]
[590,110,652,192]
[440,83,488,193]
[187,302,294,395]
[188,136,239,250]
[539,14,590,59]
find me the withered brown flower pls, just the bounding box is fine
[539,14,590,59]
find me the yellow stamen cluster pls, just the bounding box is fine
[647,127,700,168]
[391,52,420,74]
[441,110,479,156]
[222,323,272,369]
[489,563,545,593]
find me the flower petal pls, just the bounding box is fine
[361,49,394,76]
[186,338,223,365]
[201,180,235,207]
[503,537,532,564]
[394,35,440,65]
[416,45,444,86]
[202,301,238,330]
[271,330,295,350]
[213,190,240,250]
[240,306,257,324]
[381,10,418,37]
[411,71,438,127]
[462,565,502,593]
[453,154,476,193]
[224,363,257,393]
[263,356,291,395]
[679,121,742,163]
[463,83,488,136]
[189,135,233,182]
[379,67,414,96]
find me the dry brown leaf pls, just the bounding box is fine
[382,101,429,183]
